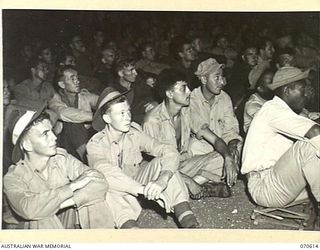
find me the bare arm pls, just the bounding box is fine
[305,124,320,139]
[196,127,238,186]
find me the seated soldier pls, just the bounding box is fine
[143,69,237,199]
[14,58,56,110]
[57,52,103,95]
[93,46,117,88]
[3,105,112,229]
[243,69,275,133]
[86,87,199,229]
[48,66,98,161]
[113,58,158,123]
[189,58,243,169]
[242,67,320,230]
[68,34,94,77]
[135,42,170,76]
[38,44,57,83]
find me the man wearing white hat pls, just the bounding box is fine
[3,105,112,229]
[242,66,320,229]
[86,87,199,229]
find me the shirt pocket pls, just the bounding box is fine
[123,148,142,167]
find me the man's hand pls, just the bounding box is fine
[228,139,240,165]
[144,101,158,113]
[221,156,239,187]
[143,170,173,200]
[143,179,167,200]
[70,169,106,192]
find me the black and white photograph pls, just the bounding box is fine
[1,2,320,240]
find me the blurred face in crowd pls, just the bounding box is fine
[278,53,296,68]
[146,77,156,88]
[179,43,197,62]
[103,101,132,133]
[243,47,258,67]
[257,71,274,100]
[261,41,275,60]
[142,45,156,61]
[22,45,33,60]
[119,64,138,83]
[168,80,191,107]
[192,38,202,53]
[64,55,76,66]
[40,48,54,64]
[32,61,49,81]
[3,80,10,106]
[23,119,57,158]
[203,68,226,95]
[71,35,86,53]
[60,69,80,94]
[217,36,228,50]
[102,48,116,66]
[94,31,105,45]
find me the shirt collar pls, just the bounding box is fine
[102,124,134,145]
[158,102,171,122]
[193,86,223,105]
[272,96,292,110]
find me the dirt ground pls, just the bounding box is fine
[137,178,313,230]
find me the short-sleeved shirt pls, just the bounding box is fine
[189,87,242,145]
[243,93,266,133]
[241,96,317,174]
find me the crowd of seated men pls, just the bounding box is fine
[2,12,320,230]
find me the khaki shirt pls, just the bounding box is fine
[189,87,242,145]
[14,79,56,108]
[48,88,98,124]
[143,101,191,156]
[86,122,180,195]
[3,148,88,229]
[135,59,170,75]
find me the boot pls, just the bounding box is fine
[120,220,139,229]
[174,201,199,228]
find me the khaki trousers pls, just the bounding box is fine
[106,158,189,228]
[179,151,224,182]
[247,140,320,208]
